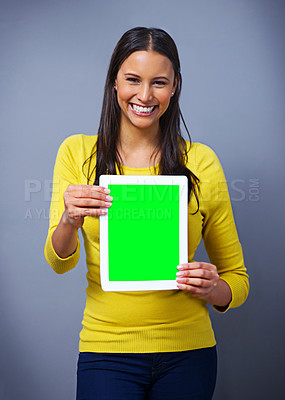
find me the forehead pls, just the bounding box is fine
[119,50,174,77]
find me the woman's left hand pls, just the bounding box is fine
[176,262,220,300]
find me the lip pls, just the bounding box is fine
[129,103,158,116]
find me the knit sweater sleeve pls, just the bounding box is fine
[194,144,249,312]
[44,135,82,274]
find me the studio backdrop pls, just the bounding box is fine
[1,1,284,399]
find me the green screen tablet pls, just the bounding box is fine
[99,175,188,291]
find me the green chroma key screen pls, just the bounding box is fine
[108,184,180,281]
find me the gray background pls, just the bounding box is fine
[1,0,284,399]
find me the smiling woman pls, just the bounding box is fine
[115,50,176,136]
[44,26,249,400]
[87,27,200,188]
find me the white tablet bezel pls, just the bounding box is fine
[99,175,188,291]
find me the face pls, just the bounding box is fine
[114,50,177,133]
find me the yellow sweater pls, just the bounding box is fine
[44,134,249,353]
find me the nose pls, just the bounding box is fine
[137,83,153,103]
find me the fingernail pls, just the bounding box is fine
[105,202,112,207]
[104,188,111,194]
[106,195,113,201]
[177,265,183,270]
[176,272,183,277]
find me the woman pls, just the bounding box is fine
[45,27,249,400]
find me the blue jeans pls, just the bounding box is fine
[76,346,217,400]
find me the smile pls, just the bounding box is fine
[129,103,157,115]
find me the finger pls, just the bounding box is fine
[67,206,108,219]
[176,283,208,294]
[177,262,216,271]
[83,208,109,216]
[67,184,110,193]
[66,197,112,209]
[177,283,213,297]
[176,277,212,288]
[177,283,194,292]
[176,268,216,280]
[67,185,112,200]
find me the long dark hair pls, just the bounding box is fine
[83,26,199,208]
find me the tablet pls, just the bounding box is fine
[99,175,188,291]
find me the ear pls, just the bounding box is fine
[114,79,117,91]
[172,77,178,96]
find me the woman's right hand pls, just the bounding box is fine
[62,184,113,229]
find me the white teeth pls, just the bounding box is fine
[131,104,155,113]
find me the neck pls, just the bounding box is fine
[117,121,161,168]
[118,120,160,150]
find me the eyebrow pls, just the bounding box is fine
[124,73,170,82]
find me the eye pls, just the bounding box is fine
[153,80,167,86]
[126,77,140,83]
